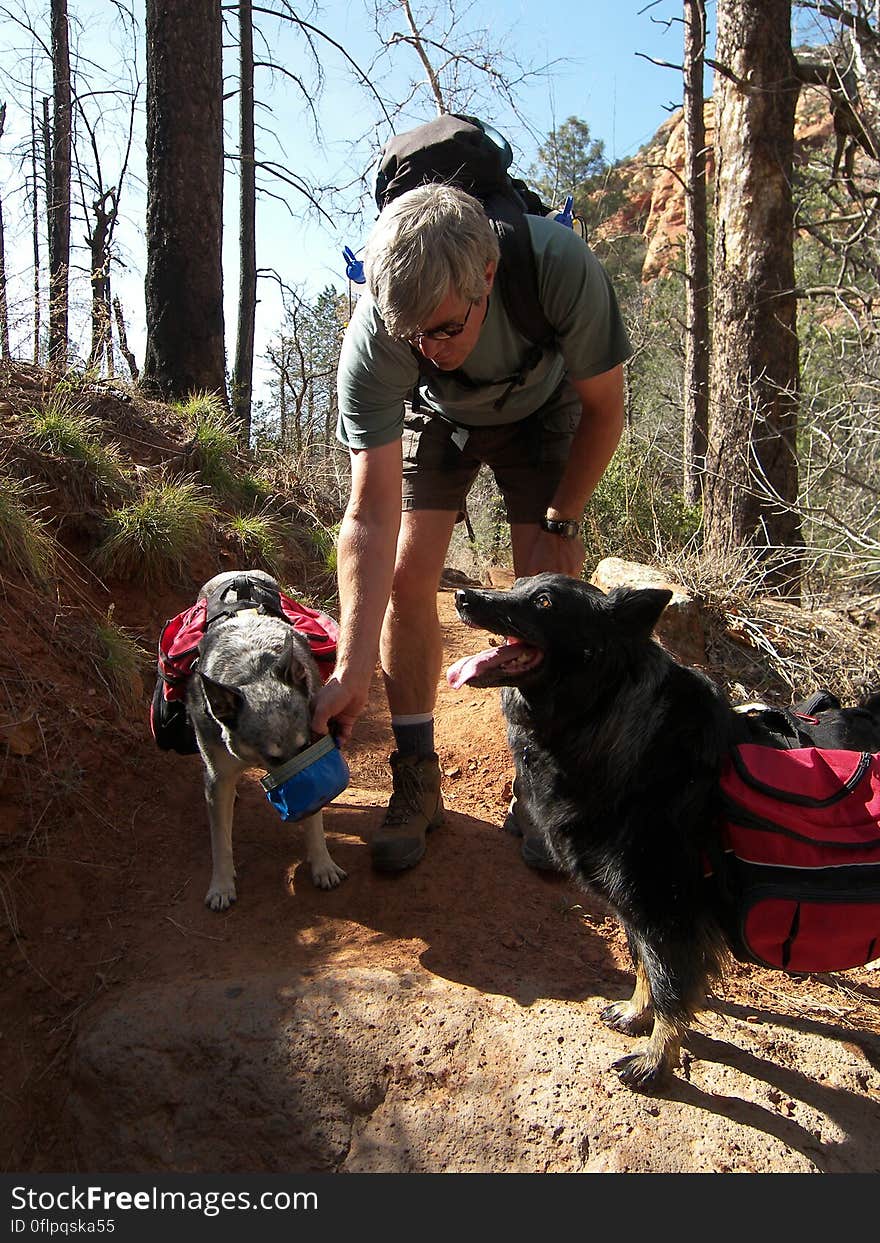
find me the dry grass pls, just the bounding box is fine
[663,546,880,705]
[0,470,57,583]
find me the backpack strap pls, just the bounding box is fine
[204,574,285,628]
[486,191,555,350]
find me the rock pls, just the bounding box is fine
[590,557,707,665]
[66,965,880,1173]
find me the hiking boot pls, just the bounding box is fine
[371,751,444,872]
[503,798,562,873]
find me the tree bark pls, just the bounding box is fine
[683,0,709,505]
[31,100,41,363]
[232,0,256,445]
[0,194,8,361]
[142,0,226,400]
[0,102,9,360]
[113,295,139,380]
[88,191,114,371]
[705,0,801,594]
[49,0,71,367]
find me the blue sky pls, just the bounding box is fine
[233,0,706,395]
[0,1,745,390]
[265,0,703,295]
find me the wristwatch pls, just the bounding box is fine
[539,515,580,539]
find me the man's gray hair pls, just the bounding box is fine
[364,183,500,338]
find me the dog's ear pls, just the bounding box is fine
[274,632,310,690]
[199,672,244,725]
[608,586,673,636]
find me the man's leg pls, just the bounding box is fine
[381,508,459,717]
[372,508,459,871]
[496,521,566,872]
[482,387,584,874]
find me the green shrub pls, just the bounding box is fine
[584,443,702,564]
[174,389,228,426]
[0,471,56,581]
[94,475,216,584]
[52,365,102,394]
[176,391,245,498]
[237,471,273,508]
[310,522,340,574]
[93,610,147,711]
[21,395,129,497]
[224,511,286,577]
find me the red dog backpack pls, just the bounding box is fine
[150,576,339,755]
[713,744,880,973]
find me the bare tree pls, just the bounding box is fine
[264,285,345,455]
[226,0,376,442]
[113,295,138,381]
[48,0,70,366]
[0,102,9,358]
[800,1,880,145]
[369,0,551,123]
[682,0,709,505]
[30,85,41,362]
[75,93,137,374]
[142,0,226,400]
[232,0,256,445]
[704,0,801,593]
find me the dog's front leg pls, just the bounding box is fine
[609,935,700,1093]
[203,754,240,911]
[302,811,346,889]
[601,958,654,1037]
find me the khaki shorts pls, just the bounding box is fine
[401,380,581,524]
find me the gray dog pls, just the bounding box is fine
[186,570,346,911]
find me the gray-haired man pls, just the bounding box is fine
[313,183,632,872]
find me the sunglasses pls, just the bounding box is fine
[407,299,476,347]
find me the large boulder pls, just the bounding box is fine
[591,557,707,665]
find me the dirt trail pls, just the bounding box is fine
[4,585,880,1173]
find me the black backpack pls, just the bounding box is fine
[374,114,568,408]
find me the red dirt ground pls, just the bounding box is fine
[2,572,880,1172]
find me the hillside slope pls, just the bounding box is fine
[2,371,880,1173]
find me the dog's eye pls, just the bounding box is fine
[535,593,553,609]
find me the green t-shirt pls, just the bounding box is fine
[336,215,633,450]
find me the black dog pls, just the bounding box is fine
[449,573,880,1092]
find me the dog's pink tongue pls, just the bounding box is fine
[447,645,508,688]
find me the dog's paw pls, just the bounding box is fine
[612,1051,673,1094]
[600,1000,654,1036]
[205,881,237,911]
[311,859,347,889]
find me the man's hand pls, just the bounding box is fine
[518,527,586,579]
[311,672,371,745]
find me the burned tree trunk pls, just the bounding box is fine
[232,0,256,445]
[48,0,71,367]
[704,0,801,593]
[88,190,115,371]
[31,100,41,363]
[0,102,9,360]
[113,296,139,381]
[683,0,709,505]
[142,0,226,400]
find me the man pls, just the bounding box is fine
[313,182,631,872]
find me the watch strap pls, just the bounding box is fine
[540,515,580,538]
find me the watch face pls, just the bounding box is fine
[541,517,579,538]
